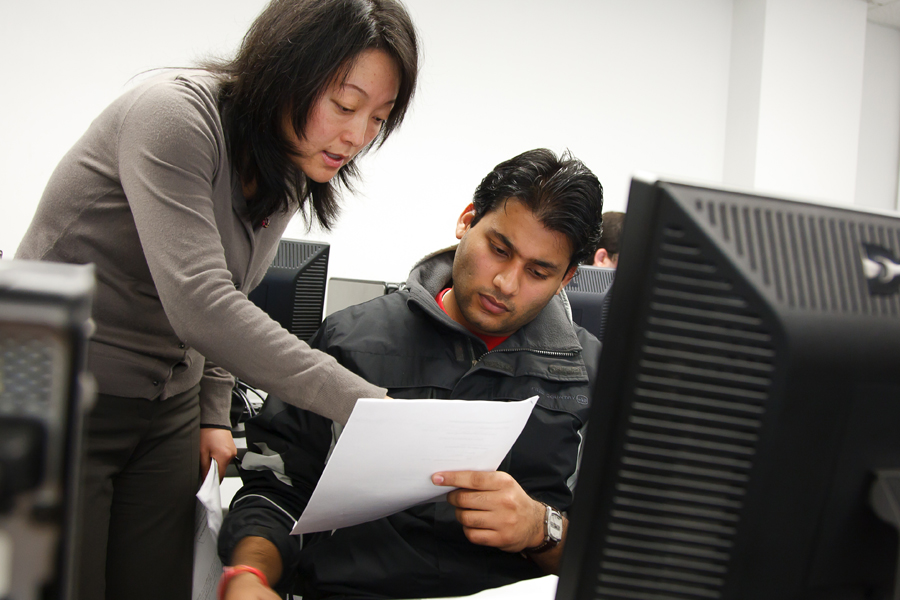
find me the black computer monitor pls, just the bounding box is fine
[248,239,329,342]
[565,266,616,341]
[557,176,900,600]
[0,260,95,600]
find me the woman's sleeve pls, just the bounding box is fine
[116,79,386,425]
[200,360,235,428]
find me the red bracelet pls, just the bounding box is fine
[217,565,269,600]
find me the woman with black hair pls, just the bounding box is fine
[16,1,418,598]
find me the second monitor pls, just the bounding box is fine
[558,176,900,600]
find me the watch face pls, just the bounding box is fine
[547,510,564,541]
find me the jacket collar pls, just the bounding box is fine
[404,247,583,353]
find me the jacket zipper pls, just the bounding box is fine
[472,346,578,367]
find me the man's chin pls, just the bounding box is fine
[460,303,515,337]
[471,319,514,338]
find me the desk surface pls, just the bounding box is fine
[426,575,557,600]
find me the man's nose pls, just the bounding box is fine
[493,267,519,296]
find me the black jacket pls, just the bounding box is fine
[219,248,602,599]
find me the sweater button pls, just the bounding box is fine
[179,343,186,349]
[152,380,160,386]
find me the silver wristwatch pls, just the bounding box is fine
[525,503,564,554]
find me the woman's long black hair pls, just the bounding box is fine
[206,0,419,229]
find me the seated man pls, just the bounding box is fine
[587,210,625,268]
[218,148,605,600]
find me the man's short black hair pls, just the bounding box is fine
[471,148,604,269]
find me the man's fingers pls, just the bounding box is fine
[458,521,520,552]
[435,470,539,553]
[432,470,502,490]
[446,487,493,509]
[461,525,498,547]
[455,503,520,529]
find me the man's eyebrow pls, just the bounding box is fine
[342,83,397,106]
[493,230,562,272]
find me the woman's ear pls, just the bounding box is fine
[455,203,477,240]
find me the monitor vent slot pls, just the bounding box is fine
[290,251,328,341]
[570,267,617,293]
[693,197,900,316]
[0,325,66,420]
[594,226,774,600]
[270,240,324,269]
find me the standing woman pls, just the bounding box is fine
[15,0,418,598]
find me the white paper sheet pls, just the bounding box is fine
[192,459,224,600]
[292,396,538,535]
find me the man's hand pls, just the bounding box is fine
[432,470,545,553]
[200,427,237,481]
[222,571,281,600]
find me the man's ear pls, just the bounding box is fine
[592,248,610,267]
[455,203,477,240]
[556,265,578,294]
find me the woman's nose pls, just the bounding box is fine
[342,114,368,148]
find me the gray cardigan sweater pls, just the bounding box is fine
[17,72,386,427]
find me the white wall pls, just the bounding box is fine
[754,0,868,204]
[723,0,870,205]
[0,0,733,282]
[855,21,900,211]
[2,0,268,256]
[6,1,900,284]
[722,0,767,189]
[306,0,735,281]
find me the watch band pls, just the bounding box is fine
[524,503,563,555]
[525,537,557,554]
